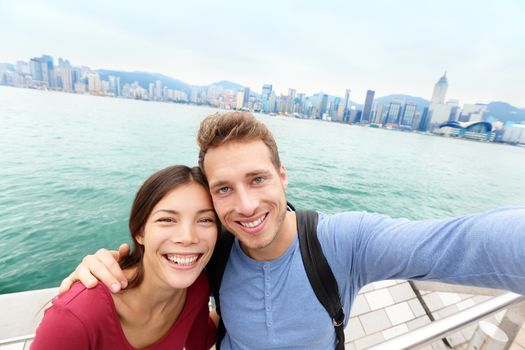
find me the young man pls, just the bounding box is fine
[61,112,525,349]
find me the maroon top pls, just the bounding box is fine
[31,273,216,350]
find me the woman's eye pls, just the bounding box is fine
[198,217,215,223]
[157,218,175,223]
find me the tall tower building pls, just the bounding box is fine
[29,57,44,83]
[361,90,375,123]
[318,94,328,118]
[431,72,448,104]
[155,80,163,99]
[41,55,55,88]
[400,101,417,128]
[261,84,272,113]
[243,87,250,108]
[385,99,404,124]
[286,88,296,113]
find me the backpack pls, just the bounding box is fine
[206,206,345,350]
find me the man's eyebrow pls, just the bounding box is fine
[209,180,229,189]
[209,170,273,189]
[245,170,272,178]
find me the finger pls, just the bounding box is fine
[117,243,130,261]
[80,254,122,292]
[58,274,75,294]
[95,248,128,290]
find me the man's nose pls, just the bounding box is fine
[235,187,257,216]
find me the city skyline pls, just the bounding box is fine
[1,1,524,108]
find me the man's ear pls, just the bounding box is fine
[279,163,288,189]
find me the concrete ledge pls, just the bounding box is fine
[0,288,58,339]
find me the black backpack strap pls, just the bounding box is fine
[206,227,235,350]
[297,210,345,350]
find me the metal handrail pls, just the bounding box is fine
[0,333,35,346]
[366,292,524,350]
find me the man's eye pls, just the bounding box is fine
[253,177,264,185]
[218,186,230,194]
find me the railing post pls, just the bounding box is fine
[466,321,508,350]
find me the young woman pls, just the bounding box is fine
[31,165,218,349]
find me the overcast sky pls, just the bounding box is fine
[1,0,524,107]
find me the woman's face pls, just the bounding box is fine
[138,182,217,290]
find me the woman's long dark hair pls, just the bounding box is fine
[120,165,211,289]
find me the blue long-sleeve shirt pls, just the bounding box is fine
[219,207,525,349]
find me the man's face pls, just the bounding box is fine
[203,140,288,260]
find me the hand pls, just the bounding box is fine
[59,243,130,294]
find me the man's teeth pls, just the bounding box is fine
[240,214,266,228]
[166,255,199,266]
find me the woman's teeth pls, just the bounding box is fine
[166,254,199,266]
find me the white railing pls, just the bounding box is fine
[366,292,524,350]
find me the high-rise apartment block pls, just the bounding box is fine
[361,90,375,123]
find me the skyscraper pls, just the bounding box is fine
[400,101,417,128]
[243,87,250,108]
[155,80,163,99]
[29,57,44,83]
[385,99,404,124]
[261,84,272,113]
[431,72,448,104]
[318,94,328,118]
[361,90,375,123]
[41,55,55,88]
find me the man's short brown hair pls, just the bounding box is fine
[197,112,281,173]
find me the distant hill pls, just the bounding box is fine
[374,94,430,113]
[208,80,245,91]
[96,70,192,95]
[485,101,525,124]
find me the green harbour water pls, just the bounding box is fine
[1,86,524,294]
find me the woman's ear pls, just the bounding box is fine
[136,229,145,245]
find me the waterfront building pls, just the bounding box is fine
[459,104,487,122]
[418,107,430,131]
[372,103,385,124]
[261,84,272,112]
[268,91,277,113]
[41,55,55,88]
[29,57,45,85]
[331,97,342,121]
[361,90,375,123]
[337,89,351,120]
[425,72,450,129]
[243,87,250,108]
[148,83,154,98]
[428,103,452,125]
[318,94,328,119]
[16,61,30,75]
[87,73,102,93]
[296,93,306,114]
[61,66,74,92]
[447,99,460,121]
[437,121,493,141]
[501,123,525,144]
[384,99,404,124]
[431,72,448,104]
[236,90,244,110]
[400,100,417,128]
[74,82,86,93]
[155,80,163,100]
